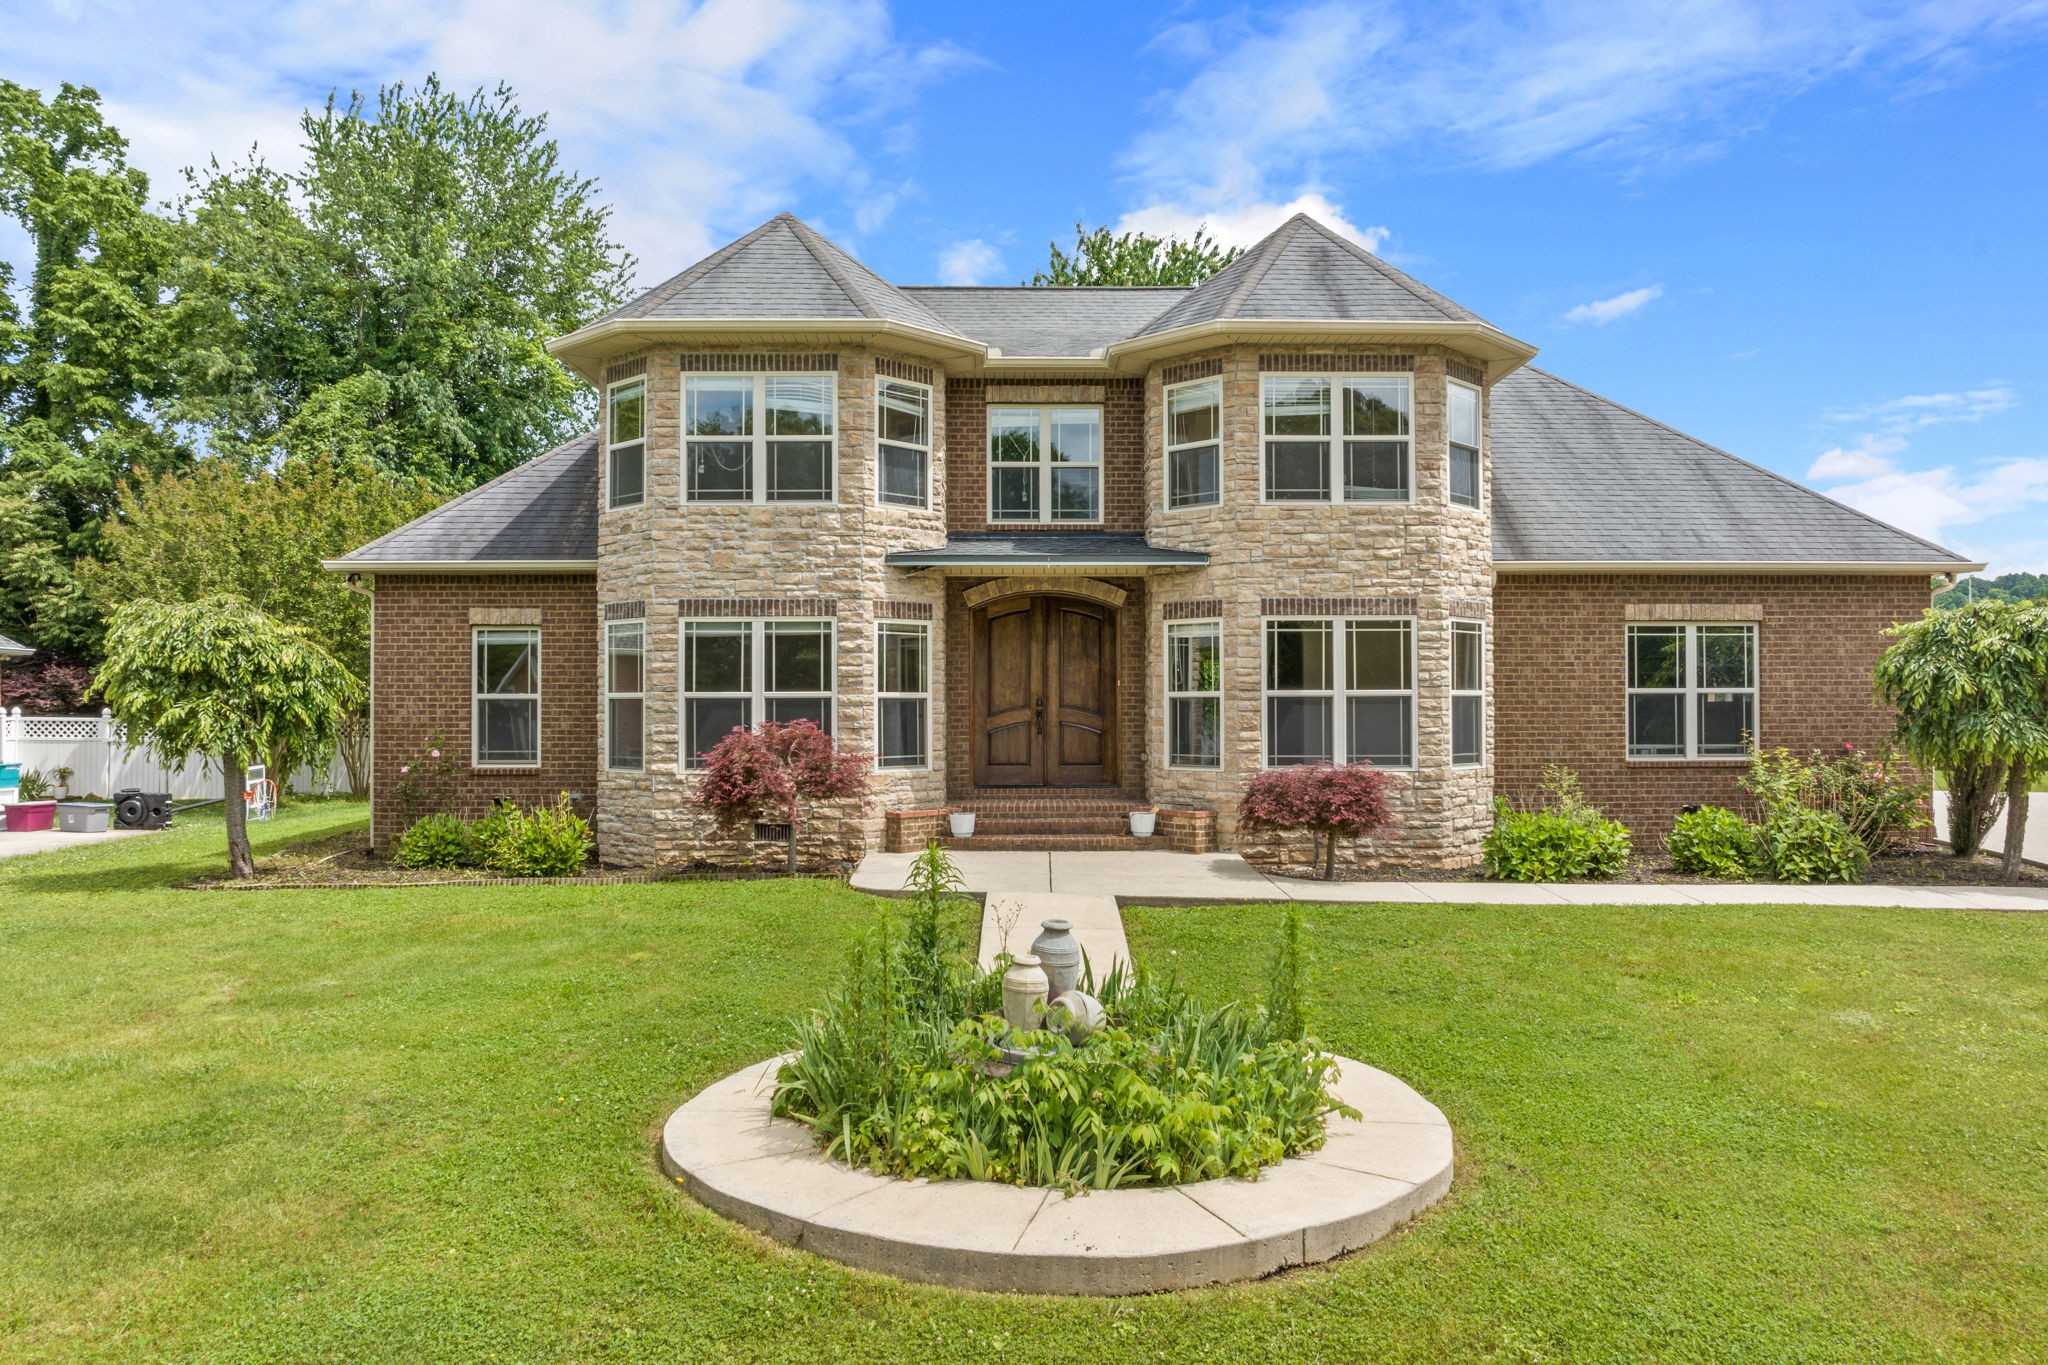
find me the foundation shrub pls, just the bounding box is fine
[772,848,1353,1189]
[477,794,592,877]
[1238,763,1397,880]
[1484,765,1632,882]
[1667,806,1759,879]
[392,812,471,869]
[1755,805,1869,884]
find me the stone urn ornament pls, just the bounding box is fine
[1048,989,1105,1042]
[1030,918,1083,1000]
[1001,954,1049,1032]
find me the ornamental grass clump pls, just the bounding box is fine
[771,847,1355,1190]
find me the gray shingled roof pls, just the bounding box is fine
[331,430,598,567]
[1490,367,1971,566]
[902,287,1188,357]
[597,214,964,337]
[884,533,1209,567]
[1132,215,1486,338]
[0,632,32,659]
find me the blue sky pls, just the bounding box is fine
[7,0,2048,573]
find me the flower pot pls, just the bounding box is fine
[948,811,977,838]
[4,800,58,833]
[1001,955,1049,1033]
[1030,918,1082,1000]
[1129,810,1157,838]
[1047,989,1104,1042]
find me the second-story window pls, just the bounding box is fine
[1166,378,1221,509]
[1449,380,1481,508]
[877,379,931,508]
[606,378,645,510]
[685,373,836,503]
[989,406,1102,523]
[1261,374,1411,503]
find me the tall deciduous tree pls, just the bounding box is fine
[1026,223,1242,287]
[0,81,186,654]
[83,452,442,788]
[1873,601,2048,882]
[96,595,362,877]
[173,77,633,488]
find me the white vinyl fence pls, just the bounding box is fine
[0,710,354,800]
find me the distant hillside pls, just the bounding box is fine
[1934,572,2048,610]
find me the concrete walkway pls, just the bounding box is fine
[851,848,2048,911]
[977,891,1130,975]
[0,826,152,859]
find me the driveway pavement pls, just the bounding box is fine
[851,848,2048,911]
[0,826,153,859]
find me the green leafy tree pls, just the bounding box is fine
[83,452,442,788]
[0,81,186,654]
[1026,223,1242,287]
[1935,571,2048,610]
[1873,600,2048,882]
[95,595,362,877]
[172,76,633,488]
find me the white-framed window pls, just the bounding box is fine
[1451,620,1485,766]
[1166,621,1223,767]
[606,377,646,510]
[1626,623,1757,758]
[877,378,932,509]
[1263,618,1415,767]
[1166,378,1221,509]
[876,621,930,769]
[605,620,645,771]
[1448,380,1481,509]
[680,619,834,767]
[473,627,540,767]
[1261,373,1412,503]
[684,373,836,503]
[988,405,1102,522]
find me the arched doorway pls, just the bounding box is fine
[971,593,1117,787]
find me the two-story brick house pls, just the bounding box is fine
[328,212,1978,868]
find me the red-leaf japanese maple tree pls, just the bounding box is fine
[694,719,870,874]
[1239,763,1397,880]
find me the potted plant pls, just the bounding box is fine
[5,769,59,833]
[948,808,977,838]
[1128,807,1157,838]
[50,765,74,798]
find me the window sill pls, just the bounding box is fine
[1623,756,1750,766]
[472,762,542,771]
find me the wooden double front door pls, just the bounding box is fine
[973,595,1117,787]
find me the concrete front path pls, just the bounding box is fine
[0,826,153,859]
[978,891,1130,974]
[852,848,2048,911]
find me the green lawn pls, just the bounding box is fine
[4,803,2046,1362]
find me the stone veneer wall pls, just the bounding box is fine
[1493,572,1935,840]
[367,573,599,849]
[592,343,951,867]
[1141,344,1497,869]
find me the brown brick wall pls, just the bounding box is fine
[944,377,1146,533]
[1493,572,1934,839]
[369,573,600,848]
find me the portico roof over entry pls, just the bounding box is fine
[883,533,1209,572]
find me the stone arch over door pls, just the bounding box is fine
[962,576,1128,612]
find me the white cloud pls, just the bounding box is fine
[1814,458,2048,546]
[1116,192,1389,253]
[1116,2,2048,248]
[936,238,1002,286]
[1806,434,1907,482]
[0,0,969,283]
[1563,284,1663,326]
[1824,386,2018,431]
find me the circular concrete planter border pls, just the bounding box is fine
[660,1054,1453,1295]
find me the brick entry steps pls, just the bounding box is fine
[883,795,1216,854]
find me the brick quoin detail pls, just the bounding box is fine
[1262,596,1421,617]
[675,352,838,372]
[1493,572,1935,839]
[1258,353,1415,373]
[677,598,839,618]
[369,573,599,849]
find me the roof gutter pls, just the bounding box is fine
[319,559,600,574]
[1103,318,1542,380]
[1495,559,1984,575]
[545,317,986,383]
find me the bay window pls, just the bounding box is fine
[685,373,836,503]
[878,379,931,508]
[1451,620,1484,765]
[876,622,930,768]
[1261,373,1412,503]
[1263,618,1414,767]
[1167,621,1222,767]
[989,405,1101,522]
[607,377,645,509]
[682,619,834,766]
[1626,623,1757,758]
[605,620,645,771]
[1449,380,1481,508]
[474,627,540,767]
[1166,378,1221,508]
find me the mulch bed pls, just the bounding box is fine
[189,830,855,889]
[1255,840,2048,888]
